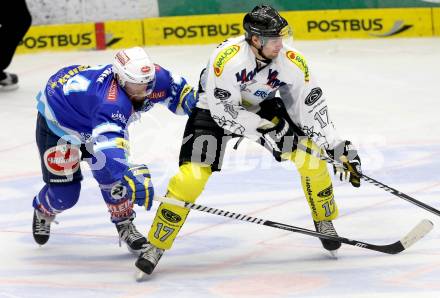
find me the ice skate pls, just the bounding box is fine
[0,72,19,91]
[115,215,147,254]
[314,220,341,258]
[32,209,56,245]
[135,242,164,280]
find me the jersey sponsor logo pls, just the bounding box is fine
[106,199,133,220]
[236,67,257,83]
[49,65,90,89]
[214,45,240,77]
[163,24,241,39]
[43,144,80,176]
[111,111,127,124]
[286,51,310,82]
[97,67,113,84]
[214,87,231,100]
[305,87,323,106]
[147,90,166,100]
[107,79,118,101]
[266,69,286,89]
[161,209,182,223]
[254,90,268,99]
[317,185,333,198]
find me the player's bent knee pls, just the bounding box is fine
[167,162,212,203]
[290,139,328,177]
[33,182,81,214]
[47,182,81,210]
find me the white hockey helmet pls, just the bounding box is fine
[112,47,155,92]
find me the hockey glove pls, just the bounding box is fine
[327,141,362,188]
[257,117,295,154]
[121,164,154,210]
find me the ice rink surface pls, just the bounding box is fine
[1,38,440,298]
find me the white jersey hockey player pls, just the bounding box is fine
[135,5,363,277]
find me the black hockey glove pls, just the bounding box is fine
[327,141,362,188]
[257,117,296,154]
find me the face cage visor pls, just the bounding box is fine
[259,25,293,48]
[124,78,156,100]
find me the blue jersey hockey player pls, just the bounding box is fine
[32,47,197,254]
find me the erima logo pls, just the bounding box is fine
[370,20,413,37]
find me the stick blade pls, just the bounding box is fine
[400,219,433,249]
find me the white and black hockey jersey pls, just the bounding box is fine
[196,35,342,150]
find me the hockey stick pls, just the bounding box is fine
[154,196,433,255]
[295,142,440,217]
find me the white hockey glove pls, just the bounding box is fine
[327,141,362,187]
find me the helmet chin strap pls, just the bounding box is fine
[253,40,272,62]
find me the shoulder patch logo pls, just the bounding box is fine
[305,87,323,106]
[214,87,231,100]
[286,51,310,82]
[214,45,240,77]
[107,79,118,101]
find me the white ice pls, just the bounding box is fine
[1,38,440,298]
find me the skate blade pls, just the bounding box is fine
[328,249,338,259]
[127,246,142,256]
[135,269,150,282]
[0,85,19,91]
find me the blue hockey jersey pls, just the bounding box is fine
[36,63,197,184]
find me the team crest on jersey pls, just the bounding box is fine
[214,45,240,77]
[286,51,310,82]
[43,144,80,176]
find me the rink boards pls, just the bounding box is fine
[16,7,440,53]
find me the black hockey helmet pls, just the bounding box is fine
[243,5,289,41]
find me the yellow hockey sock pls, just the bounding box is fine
[287,138,338,221]
[148,163,212,250]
